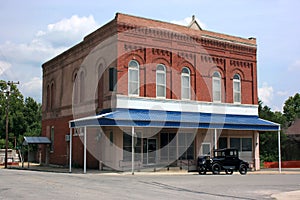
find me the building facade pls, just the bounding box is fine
[42,13,278,171]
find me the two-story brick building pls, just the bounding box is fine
[42,13,279,172]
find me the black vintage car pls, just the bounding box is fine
[197,148,249,175]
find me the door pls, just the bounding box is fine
[143,138,157,165]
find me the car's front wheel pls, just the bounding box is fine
[239,164,247,175]
[198,166,206,175]
[212,163,221,175]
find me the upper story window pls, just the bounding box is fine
[233,74,241,103]
[156,64,166,98]
[181,67,190,100]
[73,73,79,104]
[80,71,85,103]
[128,60,139,96]
[47,85,50,109]
[109,67,117,92]
[46,82,55,110]
[212,71,221,102]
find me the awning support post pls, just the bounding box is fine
[131,126,135,175]
[69,128,72,173]
[83,126,87,174]
[214,129,217,150]
[278,126,281,173]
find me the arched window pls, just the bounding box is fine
[80,71,85,103]
[47,85,50,110]
[51,83,54,109]
[233,74,241,103]
[212,71,221,102]
[73,73,79,104]
[181,67,190,100]
[128,60,139,96]
[156,64,166,98]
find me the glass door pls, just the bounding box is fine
[143,138,157,165]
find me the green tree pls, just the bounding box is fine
[258,100,287,162]
[283,93,300,125]
[0,81,41,149]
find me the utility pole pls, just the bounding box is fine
[1,81,19,168]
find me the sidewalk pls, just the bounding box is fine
[5,162,300,175]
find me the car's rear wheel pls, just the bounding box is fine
[225,169,233,175]
[198,166,206,175]
[239,164,247,175]
[212,163,221,174]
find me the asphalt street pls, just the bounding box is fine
[0,169,300,200]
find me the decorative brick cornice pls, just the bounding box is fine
[124,43,144,52]
[118,22,256,55]
[230,59,253,68]
[152,48,171,57]
[177,51,194,60]
[201,55,225,65]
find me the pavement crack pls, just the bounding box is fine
[140,181,257,200]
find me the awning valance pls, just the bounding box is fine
[69,108,279,131]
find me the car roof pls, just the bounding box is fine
[214,148,238,152]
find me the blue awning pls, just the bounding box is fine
[69,108,279,131]
[23,136,52,145]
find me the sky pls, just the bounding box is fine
[0,0,299,111]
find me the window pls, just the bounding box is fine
[50,83,54,109]
[50,126,54,152]
[181,67,190,100]
[212,71,221,102]
[218,137,227,149]
[160,133,177,162]
[123,132,141,161]
[230,138,252,152]
[109,68,117,91]
[128,60,139,96]
[178,133,195,160]
[201,143,211,155]
[47,85,50,109]
[233,74,241,103]
[73,73,79,104]
[80,71,85,103]
[156,64,166,98]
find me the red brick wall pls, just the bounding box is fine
[117,35,257,104]
[42,116,99,168]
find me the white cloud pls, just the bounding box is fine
[277,90,288,97]
[37,15,99,47]
[0,15,100,102]
[0,60,12,76]
[171,16,206,29]
[288,60,300,71]
[258,82,274,105]
[20,77,42,102]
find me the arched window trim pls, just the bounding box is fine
[156,64,166,98]
[128,60,140,96]
[181,67,191,100]
[233,74,241,104]
[212,71,221,103]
